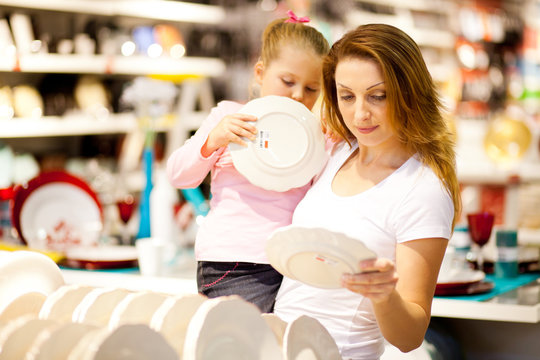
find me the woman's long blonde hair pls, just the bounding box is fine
[322,24,461,228]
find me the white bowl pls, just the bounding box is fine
[0,250,64,313]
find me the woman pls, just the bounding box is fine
[273,23,461,359]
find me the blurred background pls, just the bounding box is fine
[0,0,539,252]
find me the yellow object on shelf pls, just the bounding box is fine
[0,241,65,263]
[484,115,532,165]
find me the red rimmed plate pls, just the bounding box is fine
[435,270,492,296]
[12,171,103,251]
[435,281,494,296]
[60,245,139,270]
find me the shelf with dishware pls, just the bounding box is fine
[0,53,226,77]
[0,0,226,24]
[0,0,224,161]
[0,111,209,138]
[431,274,540,360]
[432,276,540,323]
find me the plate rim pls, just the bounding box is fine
[12,170,103,246]
[436,270,485,287]
[229,95,327,192]
[266,225,376,289]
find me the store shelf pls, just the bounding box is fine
[345,10,455,49]
[0,114,138,137]
[0,0,226,24]
[110,56,225,77]
[0,54,225,77]
[355,0,455,13]
[62,268,198,295]
[0,110,210,138]
[432,296,540,323]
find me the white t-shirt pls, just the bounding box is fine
[273,141,454,360]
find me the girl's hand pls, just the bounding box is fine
[203,113,257,156]
[341,258,398,303]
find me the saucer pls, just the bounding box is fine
[183,296,282,360]
[283,315,341,360]
[266,225,376,289]
[72,287,131,326]
[38,284,94,322]
[0,251,64,313]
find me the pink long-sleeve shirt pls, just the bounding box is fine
[166,100,311,263]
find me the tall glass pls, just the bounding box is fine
[467,212,495,272]
[116,194,137,245]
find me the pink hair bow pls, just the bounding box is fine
[285,10,310,24]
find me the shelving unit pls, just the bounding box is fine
[0,1,225,142]
[0,54,225,77]
[0,0,226,24]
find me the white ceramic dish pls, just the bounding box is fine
[266,225,376,289]
[0,292,46,323]
[12,171,103,250]
[150,293,207,356]
[261,313,287,347]
[0,251,64,312]
[62,245,139,270]
[67,324,177,360]
[72,287,131,326]
[437,269,485,285]
[183,296,282,360]
[66,327,105,360]
[0,316,58,360]
[26,322,98,360]
[108,291,168,330]
[283,315,341,360]
[229,95,328,192]
[38,284,94,322]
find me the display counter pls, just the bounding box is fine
[431,274,540,360]
[61,268,198,295]
[432,274,540,323]
[61,266,540,360]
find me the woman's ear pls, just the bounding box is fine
[254,60,264,85]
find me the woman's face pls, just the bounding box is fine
[254,44,323,110]
[335,57,396,148]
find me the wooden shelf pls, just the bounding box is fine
[0,0,226,24]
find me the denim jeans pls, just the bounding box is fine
[197,261,283,313]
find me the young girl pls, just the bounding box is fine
[166,12,329,312]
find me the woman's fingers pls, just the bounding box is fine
[341,258,398,300]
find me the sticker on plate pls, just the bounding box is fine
[256,130,271,149]
[314,254,338,266]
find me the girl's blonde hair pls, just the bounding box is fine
[260,17,330,65]
[322,23,461,228]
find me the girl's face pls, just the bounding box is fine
[254,44,323,110]
[335,57,396,148]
